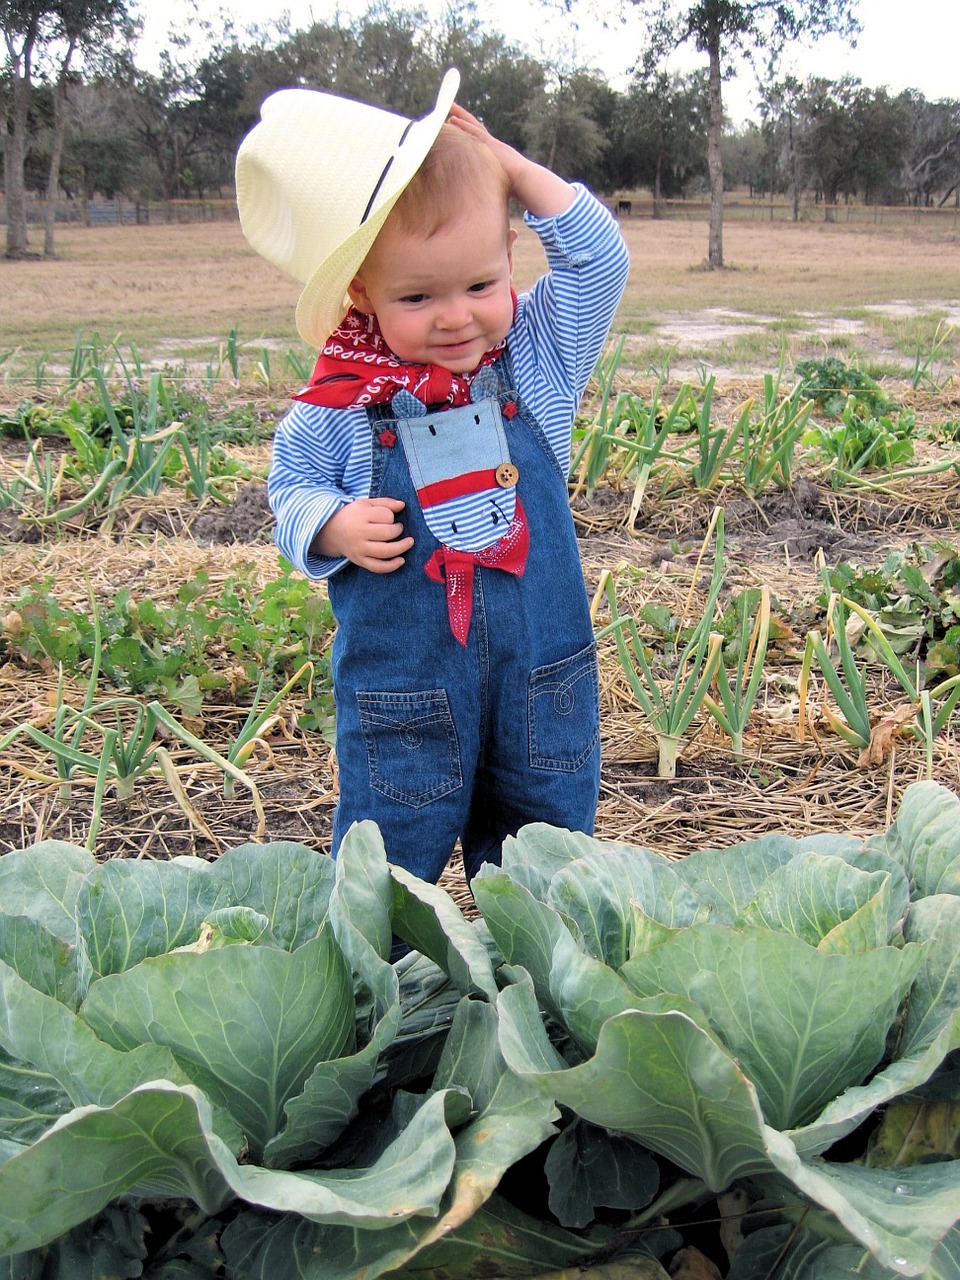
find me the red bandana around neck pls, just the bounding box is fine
[291,305,512,410]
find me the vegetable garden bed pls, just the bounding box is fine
[1,354,959,1277]
[1,367,956,897]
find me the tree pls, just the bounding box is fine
[522,69,608,184]
[723,118,768,199]
[849,86,913,206]
[624,0,860,267]
[902,92,960,208]
[433,5,544,154]
[59,78,136,219]
[620,70,707,215]
[1,0,133,257]
[793,75,859,218]
[758,75,805,219]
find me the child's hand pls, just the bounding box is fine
[312,497,414,573]
[446,103,526,188]
[446,103,575,219]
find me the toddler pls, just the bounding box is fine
[236,69,629,885]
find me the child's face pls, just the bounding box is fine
[349,195,517,373]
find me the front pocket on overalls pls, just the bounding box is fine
[528,643,600,772]
[357,689,463,807]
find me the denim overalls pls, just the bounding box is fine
[327,353,600,885]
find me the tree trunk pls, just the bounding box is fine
[653,152,663,220]
[705,28,724,268]
[43,45,76,258]
[788,111,800,223]
[4,68,33,258]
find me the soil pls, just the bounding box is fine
[1,373,958,915]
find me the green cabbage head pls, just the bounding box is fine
[473,780,960,1277]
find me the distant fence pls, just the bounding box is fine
[0,197,239,226]
[608,195,960,229]
[4,193,959,230]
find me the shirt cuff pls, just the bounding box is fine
[523,184,612,266]
[276,494,349,581]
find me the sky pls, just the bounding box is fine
[136,0,957,125]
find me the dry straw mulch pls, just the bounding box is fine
[1,378,959,917]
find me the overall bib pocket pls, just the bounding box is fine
[357,689,463,807]
[527,643,600,772]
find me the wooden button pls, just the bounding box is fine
[495,463,519,488]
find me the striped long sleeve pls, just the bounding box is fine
[267,184,629,580]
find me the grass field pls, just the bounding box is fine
[3,209,959,384]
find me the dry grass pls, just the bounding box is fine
[3,210,959,379]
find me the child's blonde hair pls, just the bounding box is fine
[387,123,510,239]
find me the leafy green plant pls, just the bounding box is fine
[470,779,960,1278]
[2,563,334,709]
[3,784,960,1276]
[0,826,560,1277]
[823,545,960,683]
[803,395,917,483]
[794,355,895,420]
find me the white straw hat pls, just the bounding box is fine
[236,68,461,348]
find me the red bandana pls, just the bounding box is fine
[291,307,510,410]
[424,502,529,645]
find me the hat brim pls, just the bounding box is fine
[294,68,460,349]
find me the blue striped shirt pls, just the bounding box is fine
[268,184,629,579]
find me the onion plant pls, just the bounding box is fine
[571,343,695,527]
[223,661,314,799]
[842,595,960,761]
[0,436,61,516]
[91,368,183,498]
[911,319,955,391]
[799,593,873,751]
[569,336,633,496]
[595,508,726,777]
[800,590,960,768]
[701,585,772,759]
[618,381,691,530]
[0,693,267,852]
[67,329,143,385]
[686,377,743,491]
[738,372,813,494]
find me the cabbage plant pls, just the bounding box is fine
[472,780,960,1277]
[0,825,560,1278]
[3,784,960,1279]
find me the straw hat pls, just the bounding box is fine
[236,69,460,349]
